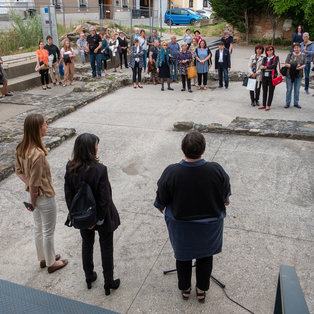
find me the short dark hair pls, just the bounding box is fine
[194,30,200,35]
[293,42,301,48]
[255,44,264,53]
[218,41,225,46]
[186,28,190,32]
[46,35,52,40]
[181,131,206,159]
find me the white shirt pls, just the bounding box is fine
[61,47,74,55]
[135,46,140,62]
[218,49,224,62]
[138,37,148,50]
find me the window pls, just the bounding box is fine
[203,0,208,7]
[189,0,193,8]
[79,0,87,8]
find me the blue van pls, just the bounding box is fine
[164,8,205,25]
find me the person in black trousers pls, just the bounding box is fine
[129,39,144,88]
[259,45,279,111]
[215,42,231,89]
[154,131,231,303]
[64,133,120,295]
[117,32,128,69]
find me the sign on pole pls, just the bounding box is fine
[40,6,59,47]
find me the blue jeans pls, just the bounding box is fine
[170,59,178,81]
[304,62,311,91]
[77,49,86,64]
[217,63,229,88]
[286,76,302,106]
[89,53,102,77]
[142,50,147,71]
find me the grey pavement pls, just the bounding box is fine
[0,79,313,314]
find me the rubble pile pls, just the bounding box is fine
[59,20,129,47]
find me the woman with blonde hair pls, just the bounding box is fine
[15,113,68,273]
[156,41,173,91]
[60,39,75,86]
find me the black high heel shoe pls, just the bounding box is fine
[86,272,97,289]
[104,279,120,295]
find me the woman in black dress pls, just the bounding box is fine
[64,133,120,295]
[117,31,128,69]
[156,41,173,91]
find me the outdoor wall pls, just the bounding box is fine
[173,0,203,10]
[249,14,293,41]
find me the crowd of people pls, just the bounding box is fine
[1,25,313,106]
[8,24,313,306]
[247,26,313,110]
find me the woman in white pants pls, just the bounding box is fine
[15,113,68,273]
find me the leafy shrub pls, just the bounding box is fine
[9,10,42,48]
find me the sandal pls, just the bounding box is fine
[5,92,13,96]
[197,86,201,90]
[47,259,68,273]
[181,287,191,300]
[40,254,61,268]
[196,287,206,303]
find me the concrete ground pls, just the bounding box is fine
[0,76,313,314]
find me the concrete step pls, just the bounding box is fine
[8,72,41,91]
[4,59,37,80]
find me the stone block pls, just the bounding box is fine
[173,121,194,131]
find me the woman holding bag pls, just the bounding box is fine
[248,44,264,106]
[64,133,120,294]
[259,45,279,111]
[284,43,306,109]
[177,43,193,92]
[36,41,50,90]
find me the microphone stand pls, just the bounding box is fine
[163,264,225,289]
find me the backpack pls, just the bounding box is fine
[65,172,97,229]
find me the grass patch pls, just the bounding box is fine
[165,22,226,37]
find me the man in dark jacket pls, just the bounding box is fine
[44,35,61,85]
[86,27,103,78]
[215,42,231,89]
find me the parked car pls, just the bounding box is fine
[164,8,206,25]
[196,9,212,19]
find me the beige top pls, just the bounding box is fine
[15,147,55,197]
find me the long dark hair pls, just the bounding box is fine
[68,133,99,173]
[16,113,47,158]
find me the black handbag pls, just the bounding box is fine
[281,66,287,76]
[242,75,248,86]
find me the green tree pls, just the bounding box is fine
[270,0,314,35]
[211,0,269,43]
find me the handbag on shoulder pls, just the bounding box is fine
[272,56,283,86]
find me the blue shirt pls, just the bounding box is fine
[301,42,314,63]
[169,42,180,59]
[76,38,86,50]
